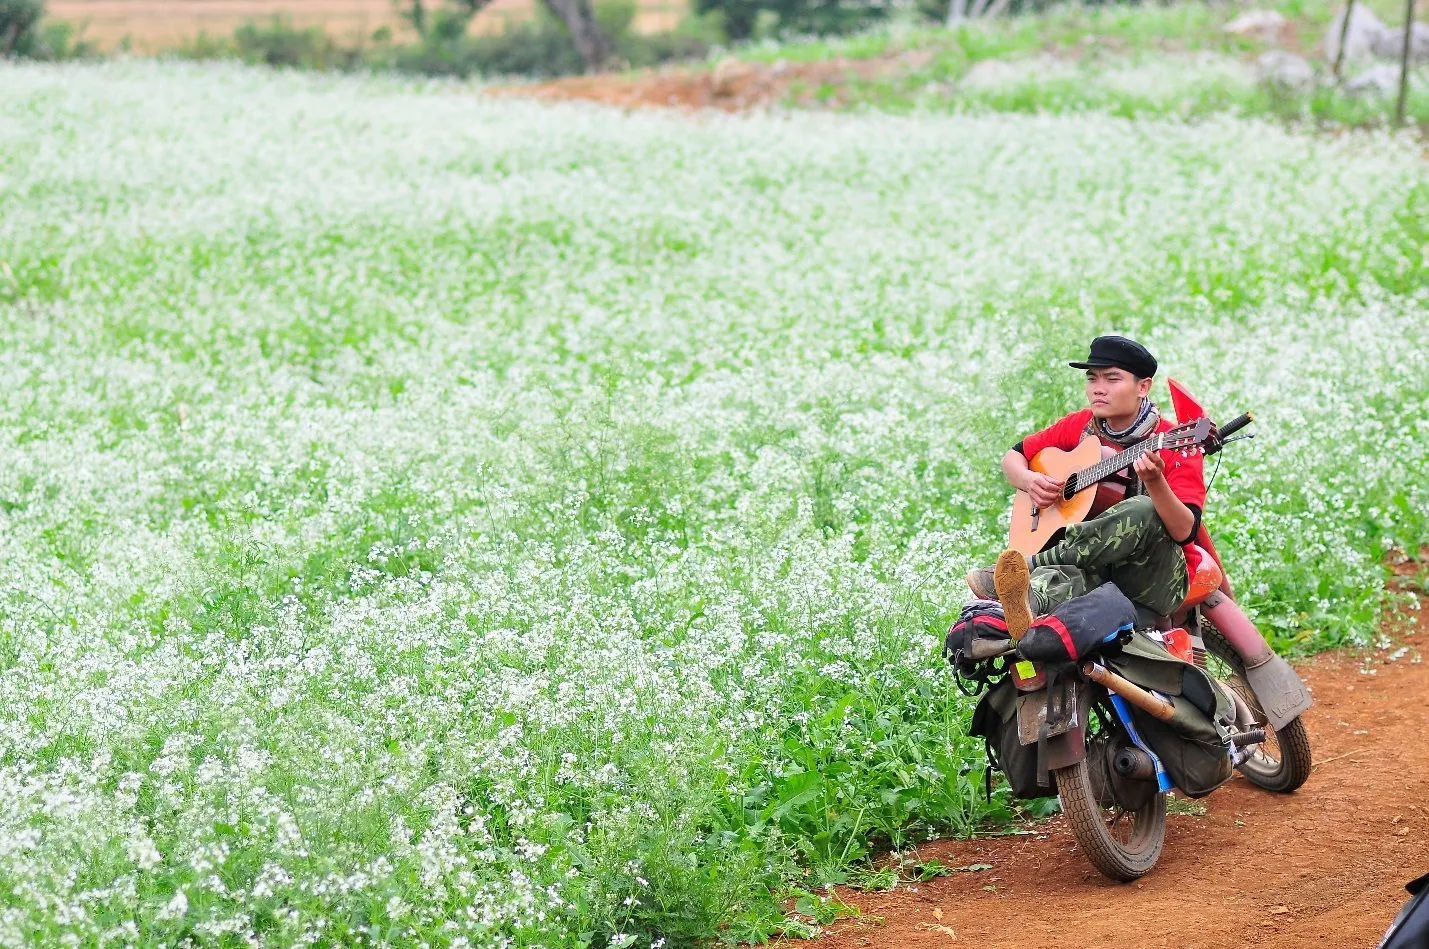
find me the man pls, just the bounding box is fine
[968,335,1207,639]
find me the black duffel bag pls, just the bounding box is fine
[1017,582,1136,664]
[943,598,1010,673]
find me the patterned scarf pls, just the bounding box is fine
[1084,398,1161,496]
[1088,397,1161,447]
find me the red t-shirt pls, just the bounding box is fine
[1015,409,1207,575]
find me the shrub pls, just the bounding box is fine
[617,9,722,67]
[387,0,714,79]
[388,14,584,77]
[232,17,343,69]
[163,0,713,79]
[1,0,46,56]
[33,18,97,59]
[695,0,893,41]
[1,0,97,60]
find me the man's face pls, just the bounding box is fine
[1085,367,1153,421]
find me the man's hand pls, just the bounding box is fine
[1021,472,1066,508]
[1133,449,1166,487]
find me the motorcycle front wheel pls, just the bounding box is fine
[1054,697,1166,882]
[1199,619,1313,793]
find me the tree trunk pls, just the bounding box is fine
[3,20,24,56]
[540,0,612,72]
[1396,0,1414,126]
[1332,0,1357,79]
[403,0,428,37]
[946,0,968,27]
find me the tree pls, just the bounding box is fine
[695,0,889,42]
[1,0,45,56]
[946,0,1012,27]
[401,0,611,72]
[540,0,612,71]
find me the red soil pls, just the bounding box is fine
[492,52,934,111]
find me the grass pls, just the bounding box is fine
[0,59,1424,946]
[735,0,1429,126]
[740,0,1401,65]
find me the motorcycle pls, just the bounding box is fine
[1165,381,1314,798]
[956,396,1314,882]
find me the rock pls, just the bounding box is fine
[961,55,1076,91]
[1323,4,1391,66]
[961,59,1022,90]
[1224,10,1289,43]
[1256,50,1316,93]
[1370,21,1429,63]
[1343,63,1400,97]
[711,56,744,97]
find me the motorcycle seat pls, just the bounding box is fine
[1180,545,1222,610]
[1133,546,1223,626]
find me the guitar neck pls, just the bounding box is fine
[1068,434,1162,495]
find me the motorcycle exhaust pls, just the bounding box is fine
[1113,746,1157,781]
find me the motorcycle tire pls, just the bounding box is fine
[1199,619,1313,793]
[1054,698,1167,881]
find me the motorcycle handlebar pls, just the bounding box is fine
[1216,412,1253,441]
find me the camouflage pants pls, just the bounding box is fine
[1029,496,1189,618]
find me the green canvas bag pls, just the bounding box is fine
[1104,632,1235,797]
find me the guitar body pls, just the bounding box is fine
[1006,417,1213,557]
[1009,436,1103,556]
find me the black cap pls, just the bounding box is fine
[1069,335,1157,378]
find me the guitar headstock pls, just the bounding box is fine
[1159,417,1214,454]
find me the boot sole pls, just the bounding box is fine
[994,550,1033,641]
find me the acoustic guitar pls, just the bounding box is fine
[1008,418,1214,556]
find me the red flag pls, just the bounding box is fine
[1165,377,1226,577]
[1167,377,1206,425]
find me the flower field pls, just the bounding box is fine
[0,61,1425,946]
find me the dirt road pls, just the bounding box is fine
[805,598,1429,949]
[492,54,929,112]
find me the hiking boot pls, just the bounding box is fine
[994,549,1034,641]
[965,566,997,601]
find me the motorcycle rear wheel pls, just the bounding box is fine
[1054,700,1167,881]
[1199,619,1313,793]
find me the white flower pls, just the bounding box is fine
[159,890,188,920]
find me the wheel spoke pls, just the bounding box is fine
[1201,620,1313,793]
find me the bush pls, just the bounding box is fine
[695,0,892,41]
[617,8,723,67]
[233,17,358,69]
[168,0,714,79]
[174,31,238,60]
[1,0,46,56]
[33,18,97,58]
[387,12,584,77]
[176,16,377,70]
[617,27,715,68]
[387,0,715,79]
[1,0,97,60]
